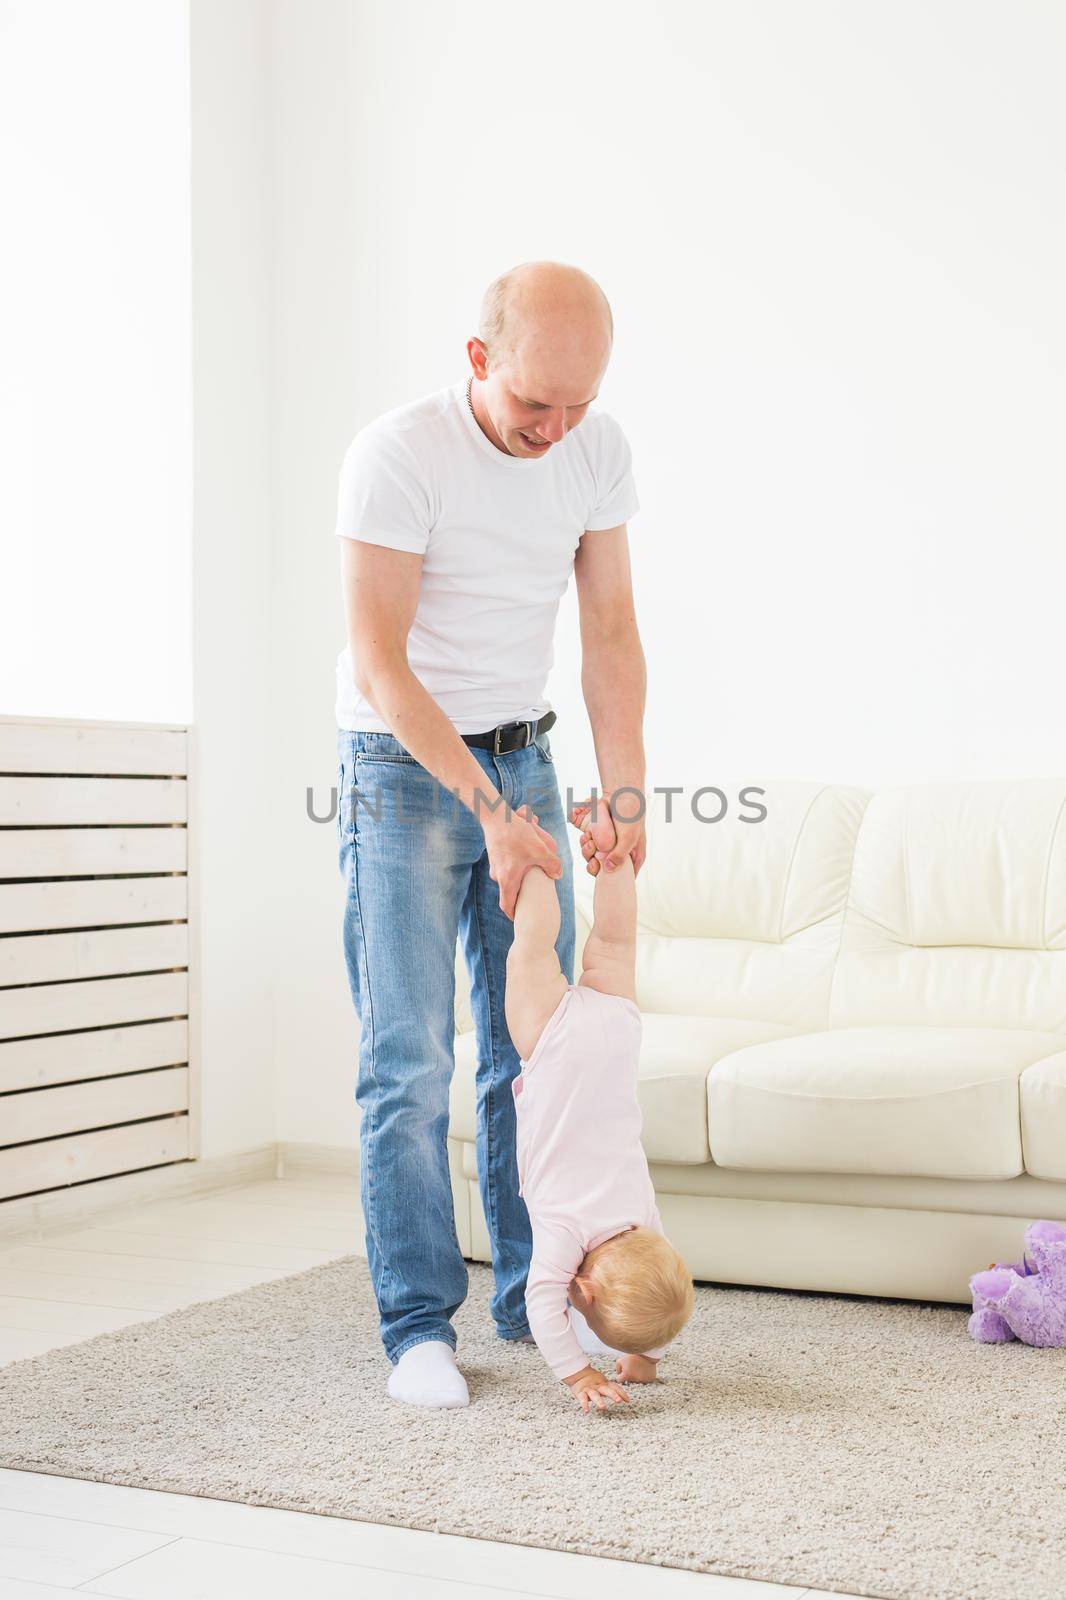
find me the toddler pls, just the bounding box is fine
[505,797,694,1413]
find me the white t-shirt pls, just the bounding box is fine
[333,377,639,732]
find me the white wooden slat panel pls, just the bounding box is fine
[0,972,188,1041]
[0,776,187,825]
[0,827,187,878]
[0,718,195,1206]
[0,1019,188,1093]
[0,876,186,934]
[0,722,187,776]
[3,1066,188,1143]
[0,924,188,986]
[0,1116,190,1201]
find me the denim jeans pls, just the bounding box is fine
[336,724,575,1364]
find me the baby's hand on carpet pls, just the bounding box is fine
[614,1354,659,1384]
[563,1364,631,1415]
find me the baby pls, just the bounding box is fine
[505,796,694,1413]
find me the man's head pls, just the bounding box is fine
[466,260,614,459]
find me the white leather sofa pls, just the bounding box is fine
[448,778,1066,1303]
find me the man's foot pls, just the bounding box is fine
[387,1340,470,1408]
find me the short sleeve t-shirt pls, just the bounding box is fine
[333,378,639,732]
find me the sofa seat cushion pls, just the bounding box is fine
[450,1011,806,1164]
[708,1027,1066,1180]
[1020,1051,1066,1181]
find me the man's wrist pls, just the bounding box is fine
[480,800,512,838]
[597,771,646,809]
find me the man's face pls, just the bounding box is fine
[472,340,609,459]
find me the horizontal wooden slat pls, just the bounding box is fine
[0,827,187,878]
[0,776,187,826]
[0,923,188,987]
[0,1019,189,1093]
[3,1066,189,1144]
[0,876,186,934]
[0,722,187,776]
[0,972,187,1041]
[0,1115,190,1201]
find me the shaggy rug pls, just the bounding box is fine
[0,1256,1064,1600]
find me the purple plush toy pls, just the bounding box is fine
[969,1220,1066,1346]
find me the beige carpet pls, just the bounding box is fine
[1,1255,1064,1600]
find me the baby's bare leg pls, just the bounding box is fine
[577,804,637,1001]
[504,865,569,1062]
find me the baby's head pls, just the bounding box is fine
[571,1225,693,1355]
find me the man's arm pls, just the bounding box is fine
[573,524,648,874]
[342,539,504,824]
[340,538,561,916]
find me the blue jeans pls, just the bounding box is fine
[336,724,575,1364]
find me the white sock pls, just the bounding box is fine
[387,1340,469,1409]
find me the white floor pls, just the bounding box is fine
[0,1173,860,1600]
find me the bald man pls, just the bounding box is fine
[334,261,648,1407]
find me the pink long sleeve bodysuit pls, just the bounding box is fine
[511,981,669,1381]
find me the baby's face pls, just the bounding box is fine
[569,1275,622,1349]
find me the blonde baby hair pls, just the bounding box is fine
[582,1226,694,1354]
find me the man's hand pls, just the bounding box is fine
[614,1353,659,1384]
[562,1362,631,1414]
[570,798,647,878]
[485,804,561,921]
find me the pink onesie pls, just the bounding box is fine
[511,981,669,1380]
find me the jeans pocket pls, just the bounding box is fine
[533,733,555,765]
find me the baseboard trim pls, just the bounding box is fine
[277,1141,358,1178]
[0,1147,278,1247]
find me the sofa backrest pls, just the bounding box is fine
[829,779,1066,1033]
[574,781,869,1032]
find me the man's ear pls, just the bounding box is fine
[467,337,490,381]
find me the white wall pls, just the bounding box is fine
[188,0,278,1158]
[262,0,1066,1150]
[5,2,1063,1164]
[0,0,193,723]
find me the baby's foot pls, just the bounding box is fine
[569,798,617,865]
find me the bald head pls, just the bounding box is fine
[478,261,613,370]
[467,260,614,459]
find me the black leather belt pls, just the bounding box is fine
[461,709,556,754]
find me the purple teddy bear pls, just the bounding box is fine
[969,1220,1066,1346]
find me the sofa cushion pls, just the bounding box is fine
[831,781,1066,1034]
[708,1027,1066,1180]
[450,1011,806,1164]
[1020,1051,1066,1181]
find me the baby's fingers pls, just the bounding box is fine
[591,1382,629,1410]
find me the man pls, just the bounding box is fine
[334,260,648,1407]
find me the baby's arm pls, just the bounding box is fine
[614,1200,669,1381]
[526,1223,631,1411]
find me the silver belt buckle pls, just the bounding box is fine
[493,719,533,755]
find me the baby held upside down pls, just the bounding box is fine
[505,797,694,1414]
